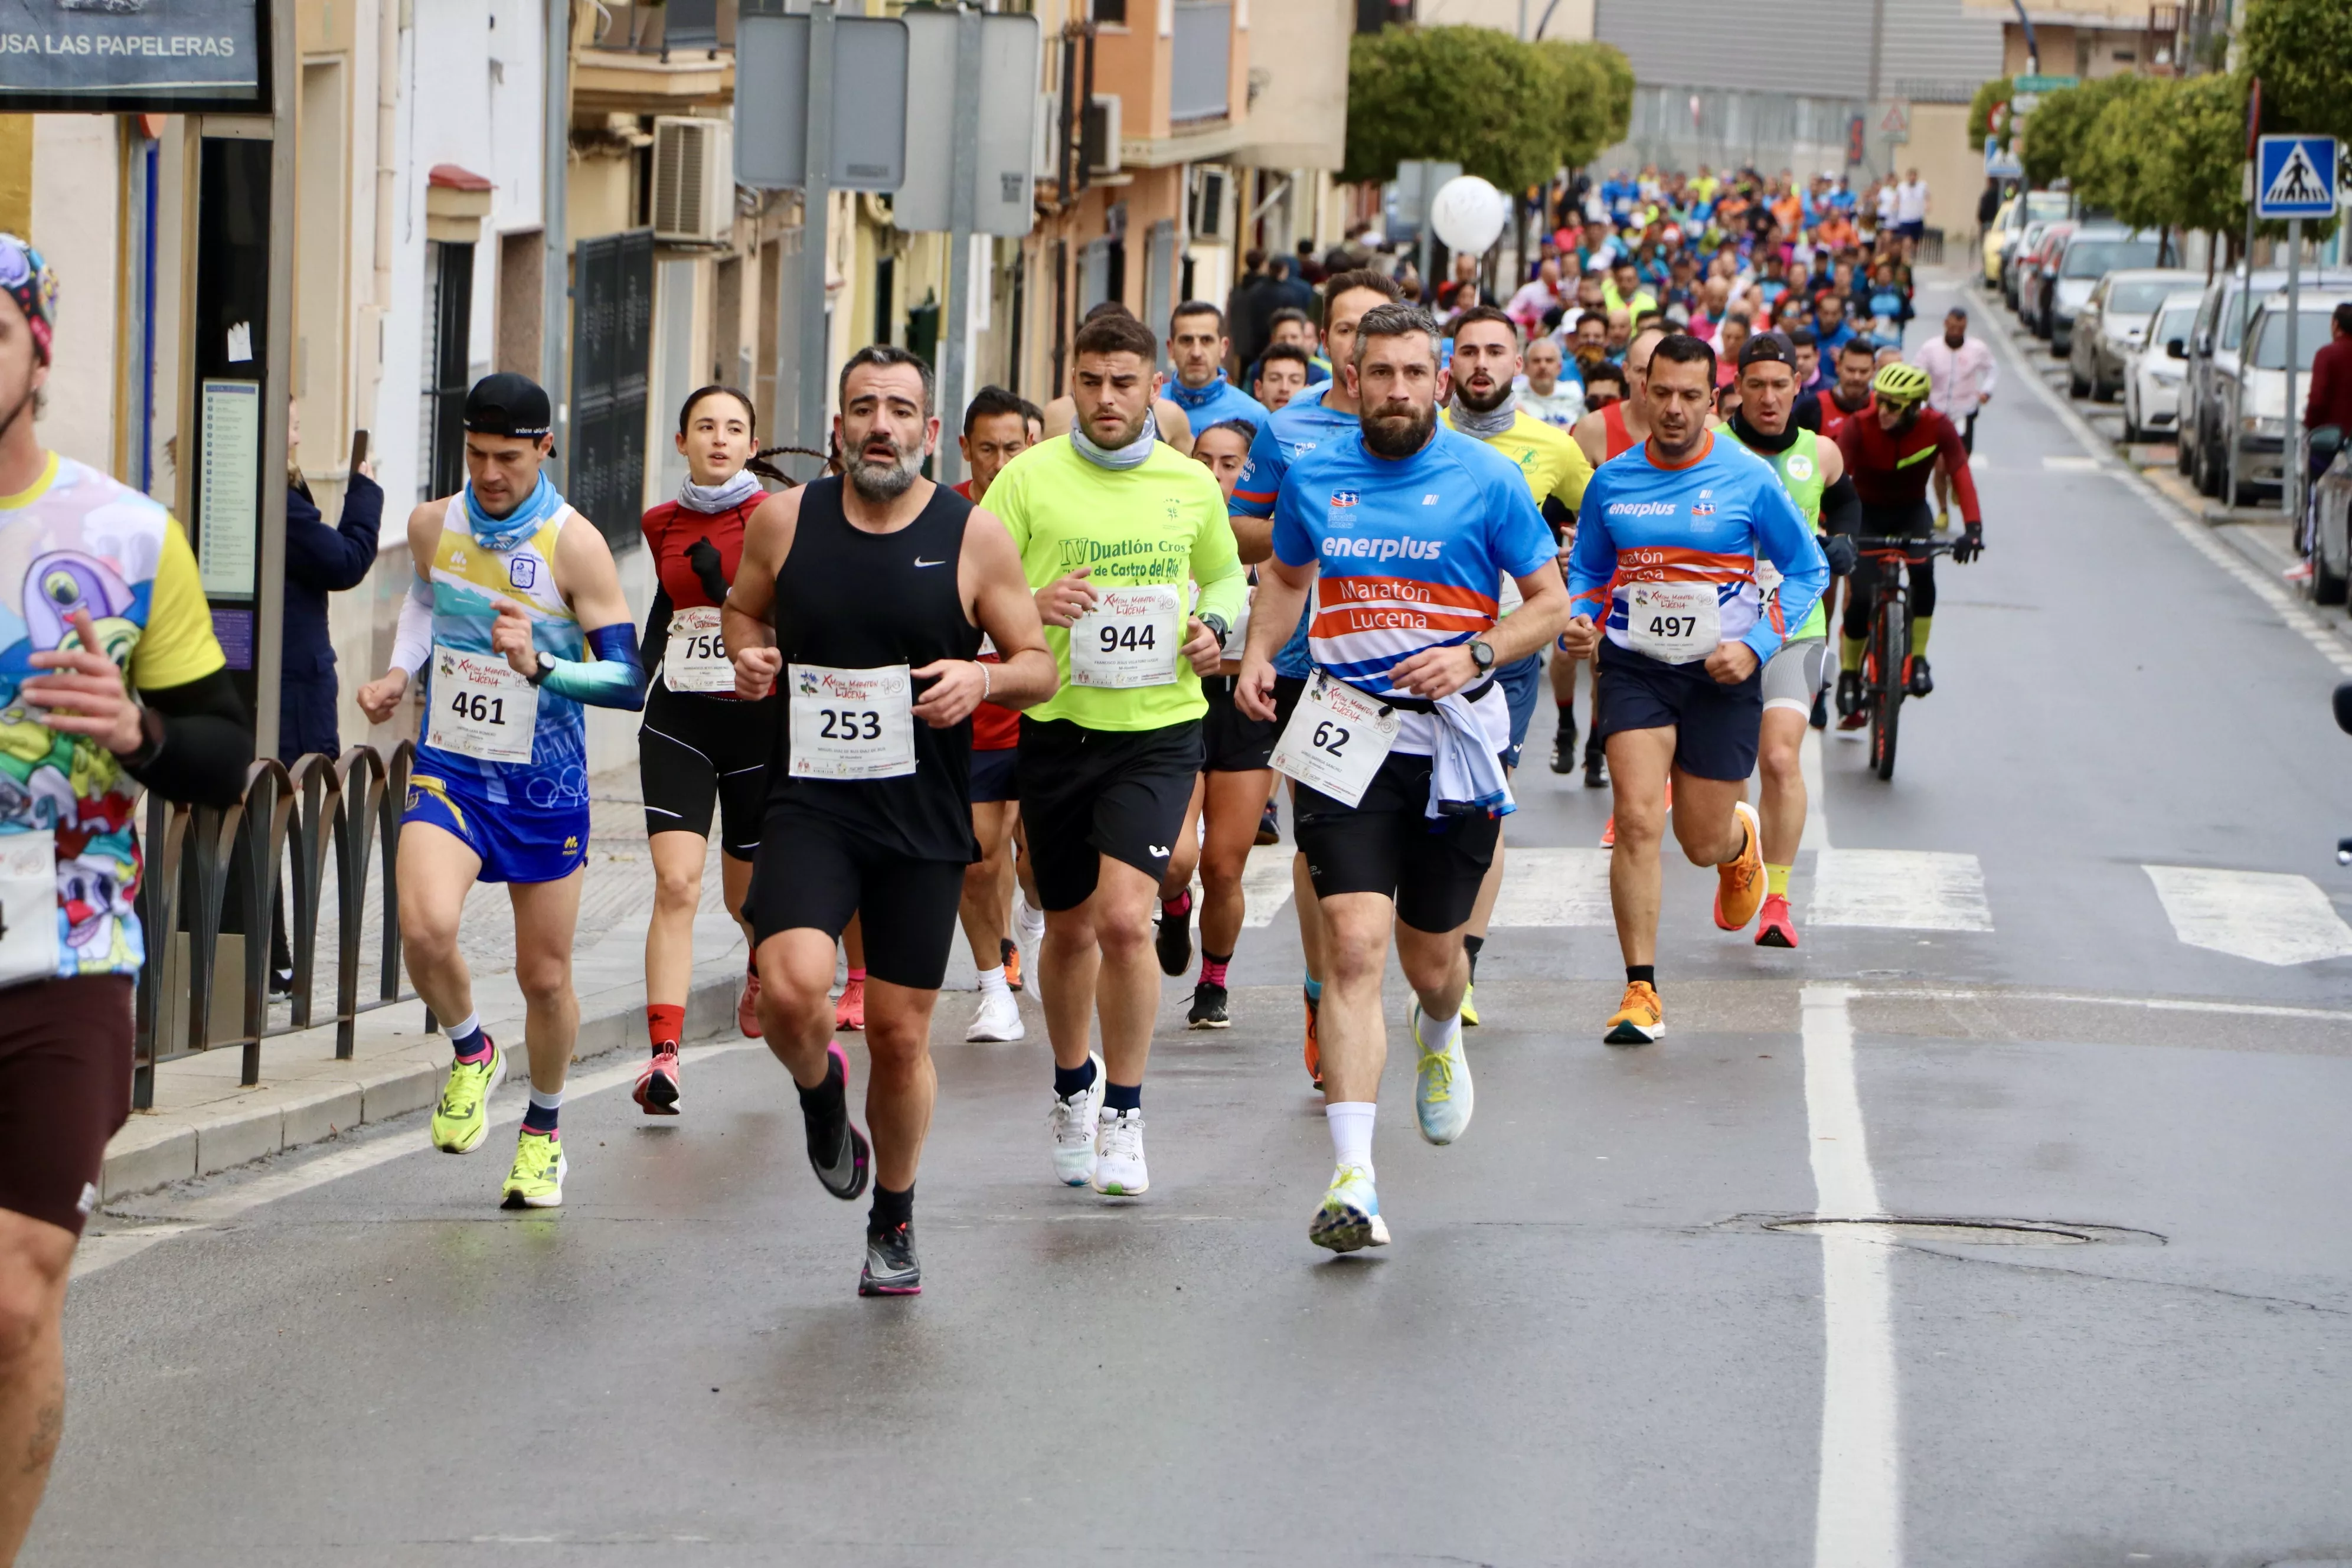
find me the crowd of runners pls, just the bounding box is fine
[0,152,1995,1562]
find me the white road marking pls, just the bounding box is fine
[1491,846,1616,926]
[1802,982,1901,1567]
[1810,849,1992,932]
[1801,726,1832,851]
[1240,842,1297,929]
[2142,865,2352,966]
[2040,454,2104,472]
[74,1042,763,1280]
[1851,984,2352,1021]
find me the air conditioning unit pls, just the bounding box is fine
[1190,165,1227,240]
[1082,93,1121,177]
[651,116,734,244]
[1035,91,1061,179]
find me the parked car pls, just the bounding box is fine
[2069,267,2200,400]
[2046,229,2173,355]
[2017,221,2077,335]
[2122,289,2204,443]
[2309,429,2352,605]
[1998,191,2071,307]
[2181,266,2352,498]
[1981,196,2014,286]
[2212,290,2352,507]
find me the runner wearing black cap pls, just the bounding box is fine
[355,371,648,1210]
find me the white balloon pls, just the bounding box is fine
[1429,175,1510,256]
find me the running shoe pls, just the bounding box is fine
[737,971,763,1039]
[1713,801,1766,932]
[1835,669,1866,730]
[1935,505,1952,533]
[1583,749,1606,788]
[1303,989,1322,1089]
[1409,999,1474,1146]
[1092,1108,1149,1195]
[968,986,1025,1043]
[805,1043,871,1201]
[1459,981,1480,1027]
[1309,1165,1392,1253]
[1255,801,1280,846]
[1155,893,1194,978]
[1904,654,1933,697]
[1604,980,1664,1044]
[1550,722,1577,774]
[1013,886,1046,955]
[1048,1050,1106,1187]
[835,975,866,1032]
[1755,893,1800,949]
[1001,936,1023,993]
[858,1223,922,1297]
[430,1035,504,1154]
[633,1046,682,1115]
[1187,981,1230,1029]
[1600,814,1616,849]
[499,1128,567,1209]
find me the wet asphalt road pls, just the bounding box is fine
[27,274,2352,1566]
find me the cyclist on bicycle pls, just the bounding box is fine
[1832,360,1981,724]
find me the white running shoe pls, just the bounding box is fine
[1411,999,1475,1145]
[967,986,1025,1043]
[1092,1107,1148,1195]
[1048,1052,1106,1187]
[1012,886,1048,1007]
[1309,1164,1390,1253]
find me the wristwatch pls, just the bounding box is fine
[1198,612,1230,643]
[526,649,556,687]
[1468,638,1497,674]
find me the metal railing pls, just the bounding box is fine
[132,741,416,1110]
[590,0,728,61]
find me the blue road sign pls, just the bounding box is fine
[2256,135,2338,220]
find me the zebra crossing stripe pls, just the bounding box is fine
[2142,865,2352,967]
[1492,847,1616,927]
[1809,849,1993,932]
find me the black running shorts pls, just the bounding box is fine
[0,975,134,1236]
[1200,676,1278,773]
[1015,716,1203,912]
[639,682,778,858]
[968,745,1018,804]
[746,807,966,990]
[1592,639,1765,782]
[1293,750,1501,935]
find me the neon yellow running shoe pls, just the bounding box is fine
[500,1128,568,1210]
[1459,981,1481,1027]
[430,1037,504,1154]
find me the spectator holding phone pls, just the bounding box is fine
[280,397,382,761]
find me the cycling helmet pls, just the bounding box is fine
[1871,361,1932,407]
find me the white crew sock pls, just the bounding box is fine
[448,1010,482,1042]
[1420,1004,1462,1057]
[977,965,1010,999]
[1326,1102,1377,1178]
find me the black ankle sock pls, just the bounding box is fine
[869,1182,913,1237]
[797,1053,846,1120]
[1463,932,1484,984]
[1557,700,1575,725]
[1052,1056,1097,1101]
[1103,1081,1142,1114]
[1626,964,1656,986]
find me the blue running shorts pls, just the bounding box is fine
[404,771,591,885]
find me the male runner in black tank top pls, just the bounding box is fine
[724,346,1056,1296]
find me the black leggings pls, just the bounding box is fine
[1842,502,1936,640]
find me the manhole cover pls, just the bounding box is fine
[1759,1216,2165,1247]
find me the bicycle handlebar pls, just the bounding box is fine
[1849,536,1961,556]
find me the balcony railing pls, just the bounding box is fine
[1170,1,1231,125]
[589,0,730,61]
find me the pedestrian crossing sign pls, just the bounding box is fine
[2255,135,2337,220]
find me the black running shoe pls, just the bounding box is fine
[1835,669,1863,719]
[1187,981,1230,1029]
[1550,722,1577,774]
[858,1222,921,1296]
[1583,750,1606,789]
[1155,896,1194,977]
[803,1050,871,1201]
[1255,802,1280,846]
[1809,688,1829,730]
[1905,655,1933,697]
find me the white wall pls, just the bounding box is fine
[29,115,119,473]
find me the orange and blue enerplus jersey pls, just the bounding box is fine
[1233,386,1360,680]
[1270,426,1556,756]
[1566,430,1827,664]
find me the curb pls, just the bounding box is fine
[99,965,747,1203]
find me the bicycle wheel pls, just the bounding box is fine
[1871,599,1907,782]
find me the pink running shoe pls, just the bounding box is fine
[835,975,866,1032]
[738,971,762,1038]
[634,1046,682,1115]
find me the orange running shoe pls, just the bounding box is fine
[1001,936,1023,993]
[737,971,762,1038]
[1603,980,1664,1044]
[1600,814,1616,848]
[1755,893,1799,948]
[835,975,867,1032]
[1713,802,1766,932]
[1304,989,1322,1089]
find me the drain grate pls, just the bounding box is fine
[1760,1216,2165,1247]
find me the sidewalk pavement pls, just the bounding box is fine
[102,766,758,1202]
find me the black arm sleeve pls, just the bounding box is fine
[1819,475,1863,539]
[128,668,253,808]
[640,582,675,675]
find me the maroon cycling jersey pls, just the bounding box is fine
[1834,403,1980,526]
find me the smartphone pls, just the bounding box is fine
[348,429,370,471]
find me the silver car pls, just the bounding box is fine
[2122,290,2203,443]
[2047,229,2172,356]
[2180,266,2352,498]
[2213,290,2352,506]
[2070,268,2200,401]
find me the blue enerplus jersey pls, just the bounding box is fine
[1566,431,1827,664]
[1165,372,1271,437]
[1271,426,1556,756]
[1231,384,1360,679]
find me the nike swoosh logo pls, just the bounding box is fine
[913,557,946,567]
[1149,845,1171,858]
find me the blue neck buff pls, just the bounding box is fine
[464,472,565,553]
[1070,410,1159,472]
[1165,373,1227,414]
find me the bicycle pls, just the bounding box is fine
[1847,535,1958,782]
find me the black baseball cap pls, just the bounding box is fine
[1739,329,1795,370]
[464,373,555,444]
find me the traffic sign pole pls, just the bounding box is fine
[798,1,837,457]
[2287,218,2302,531]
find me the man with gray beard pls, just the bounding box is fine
[724,345,1058,1295]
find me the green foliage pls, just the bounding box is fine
[2069,75,2168,227]
[2165,71,2256,237]
[1343,27,1632,194]
[2244,0,2352,145]
[2018,74,2143,190]
[1968,76,2013,153]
